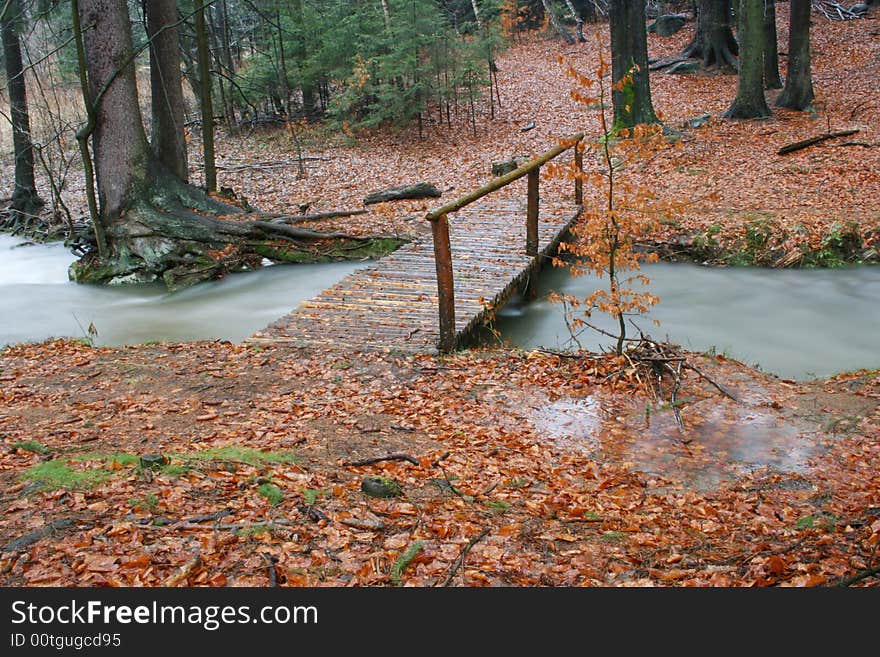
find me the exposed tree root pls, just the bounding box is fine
[70,173,404,290]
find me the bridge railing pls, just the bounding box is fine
[424,133,585,352]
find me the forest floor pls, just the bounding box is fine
[1,10,879,587]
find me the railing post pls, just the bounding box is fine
[526,168,539,256]
[574,138,583,206]
[430,213,456,353]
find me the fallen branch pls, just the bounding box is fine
[162,553,201,587]
[440,528,491,587]
[837,564,880,587]
[777,129,859,155]
[3,518,75,553]
[344,452,419,466]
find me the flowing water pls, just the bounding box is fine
[2,235,879,380]
[0,234,366,348]
[491,261,880,380]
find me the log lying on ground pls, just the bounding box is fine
[266,209,368,224]
[777,129,859,155]
[363,182,441,205]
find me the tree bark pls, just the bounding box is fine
[564,0,586,42]
[72,0,398,290]
[762,0,783,89]
[146,0,189,182]
[194,0,216,192]
[724,0,771,118]
[1,0,44,221]
[776,0,814,110]
[541,0,576,44]
[609,0,658,128]
[681,0,739,70]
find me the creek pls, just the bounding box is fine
[3,235,878,380]
[489,261,880,380]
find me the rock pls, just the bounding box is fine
[684,113,712,129]
[666,60,700,75]
[361,475,402,498]
[363,182,441,205]
[850,3,868,15]
[491,158,521,177]
[648,14,688,37]
[139,453,169,470]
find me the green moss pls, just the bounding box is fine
[390,540,424,586]
[182,446,299,466]
[21,460,113,491]
[257,483,284,506]
[301,488,329,505]
[74,452,140,467]
[12,441,49,454]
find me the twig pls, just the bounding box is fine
[440,528,491,587]
[683,363,738,401]
[344,452,419,466]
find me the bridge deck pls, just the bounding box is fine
[249,198,580,353]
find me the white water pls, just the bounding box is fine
[492,262,880,380]
[0,234,366,347]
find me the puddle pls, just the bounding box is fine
[528,396,602,455]
[630,397,819,492]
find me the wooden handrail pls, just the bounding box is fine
[426,133,585,352]
[425,132,585,221]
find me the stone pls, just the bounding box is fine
[850,3,868,15]
[361,475,402,498]
[139,453,169,470]
[648,14,688,37]
[363,182,441,205]
[491,158,521,177]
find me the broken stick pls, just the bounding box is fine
[777,129,859,155]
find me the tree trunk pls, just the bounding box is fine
[682,0,739,70]
[1,0,44,221]
[763,0,783,89]
[292,0,317,116]
[72,0,399,291]
[146,0,189,182]
[609,0,658,128]
[194,0,216,192]
[776,0,814,110]
[541,0,576,44]
[564,0,586,42]
[724,0,771,118]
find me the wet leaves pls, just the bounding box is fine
[0,339,877,587]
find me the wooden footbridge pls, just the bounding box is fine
[249,134,585,354]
